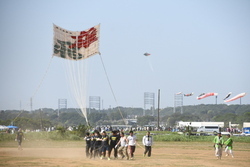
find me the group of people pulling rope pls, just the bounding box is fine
[84,130,153,160]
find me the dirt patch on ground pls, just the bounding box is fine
[0,142,249,167]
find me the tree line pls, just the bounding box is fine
[0,104,249,130]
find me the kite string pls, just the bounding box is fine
[63,60,84,118]
[12,56,54,124]
[98,54,127,125]
[64,50,88,123]
[147,56,154,72]
[31,56,54,99]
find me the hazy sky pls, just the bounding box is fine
[0,0,249,111]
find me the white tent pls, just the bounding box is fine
[0,125,9,131]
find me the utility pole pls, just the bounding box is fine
[157,89,160,130]
[30,98,33,112]
[39,108,43,131]
[20,100,22,111]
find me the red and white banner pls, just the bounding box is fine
[184,92,194,97]
[224,93,246,103]
[197,92,218,100]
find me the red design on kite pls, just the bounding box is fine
[69,27,98,49]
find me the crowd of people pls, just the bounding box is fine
[84,130,153,160]
[84,129,235,161]
[14,127,235,161]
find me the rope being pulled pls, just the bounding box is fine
[99,54,127,126]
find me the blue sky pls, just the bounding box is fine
[0,0,249,110]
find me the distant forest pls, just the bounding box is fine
[0,104,250,130]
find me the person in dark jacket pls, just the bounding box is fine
[84,132,91,158]
[100,131,110,160]
[108,130,120,159]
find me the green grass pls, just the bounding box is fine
[1,131,250,143]
[136,131,250,143]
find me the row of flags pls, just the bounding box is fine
[175,92,246,103]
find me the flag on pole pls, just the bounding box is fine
[53,24,100,60]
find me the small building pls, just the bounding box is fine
[243,122,250,134]
[177,121,224,128]
[110,125,132,131]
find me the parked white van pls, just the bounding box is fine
[197,125,220,135]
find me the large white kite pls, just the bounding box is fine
[53,24,100,60]
[53,24,100,126]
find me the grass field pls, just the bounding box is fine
[0,140,250,167]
